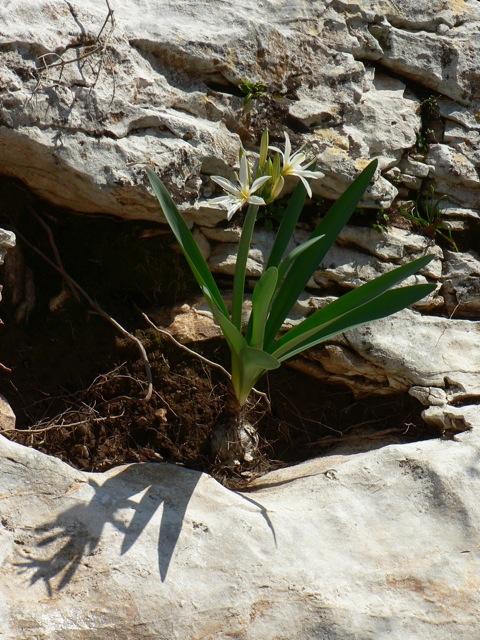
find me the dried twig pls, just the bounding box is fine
[0,412,125,436]
[29,0,115,100]
[28,207,79,301]
[142,312,231,378]
[435,302,460,347]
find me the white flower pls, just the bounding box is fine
[269,132,324,198]
[210,153,270,221]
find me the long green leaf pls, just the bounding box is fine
[266,178,309,269]
[270,254,435,359]
[249,267,278,349]
[277,235,325,283]
[273,284,436,362]
[200,285,246,357]
[146,168,229,318]
[241,346,281,371]
[264,159,378,347]
[232,204,258,329]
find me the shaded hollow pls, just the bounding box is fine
[0,175,439,487]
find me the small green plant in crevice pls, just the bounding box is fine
[371,209,390,234]
[400,185,458,251]
[146,131,436,463]
[414,129,434,155]
[420,95,439,111]
[238,78,267,111]
[413,94,442,155]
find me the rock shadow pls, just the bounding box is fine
[15,463,201,595]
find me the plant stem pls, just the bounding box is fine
[231,204,258,329]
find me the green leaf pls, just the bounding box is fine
[232,204,258,329]
[249,267,279,349]
[273,284,436,362]
[233,346,281,407]
[271,254,435,359]
[241,346,281,371]
[266,178,309,269]
[264,159,378,347]
[146,168,229,318]
[200,285,246,358]
[277,235,325,283]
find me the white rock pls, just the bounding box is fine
[398,156,431,179]
[179,201,230,228]
[0,394,15,430]
[341,73,420,167]
[422,404,480,435]
[427,144,480,208]
[439,205,480,221]
[312,243,441,309]
[443,250,480,318]
[1,0,478,220]
[0,228,15,266]
[192,228,211,262]
[365,16,480,104]
[337,226,443,275]
[409,385,448,406]
[208,229,283,276]
[2,424,480,638]
[309,309,480,401]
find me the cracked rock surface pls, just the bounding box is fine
[0,0,479,217]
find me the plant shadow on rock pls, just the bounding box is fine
[15,464,203,591]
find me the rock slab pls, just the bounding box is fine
[1,429,480,639]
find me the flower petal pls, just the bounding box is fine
[250,175,271,193]
[283,132,292,162]
[295,169,323,180]
[299,175,313,198]
[246,195,266,206]
[238,153,249,188]
[210,195,235,205]
[268,145,284,160]
[211,176,242,197]
[226,200,244,221]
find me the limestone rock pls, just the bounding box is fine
[2,423,480,638]
[427,144,480,209]
[296,309,480,402]
[336,226,443,276]
[360,12,480,104]
[0,394,15,430]
[208,228,281,277]
[312,244,442,312]
[439,205,480,222]
[443,250,480,318]
[421,403,480,435]
[0,228,15,268]
[1,0,479,218]
[0,228,15,310]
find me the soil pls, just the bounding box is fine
[0,176,441,488]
